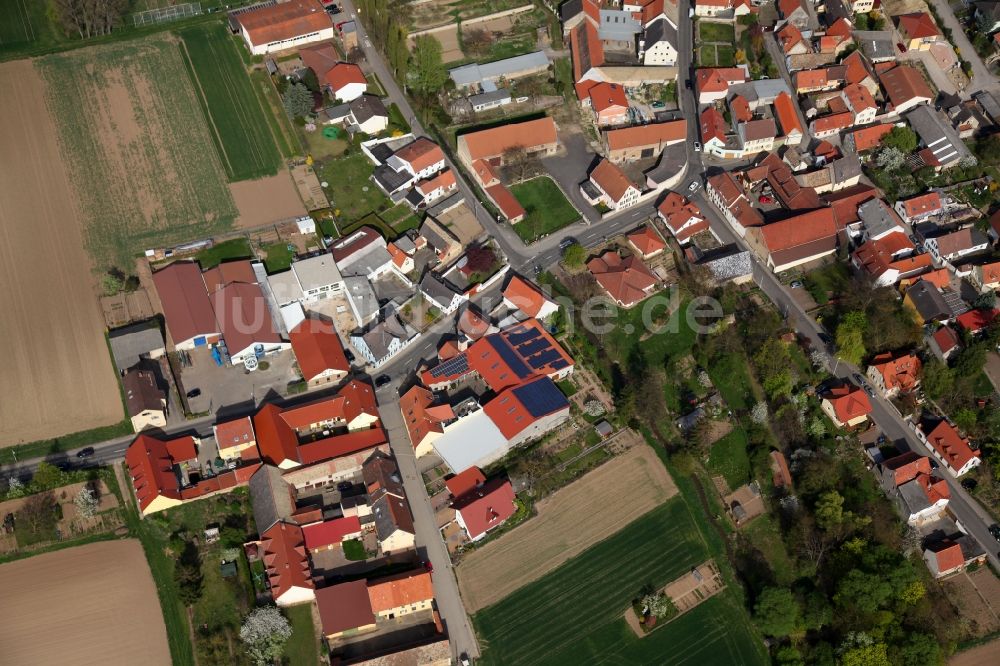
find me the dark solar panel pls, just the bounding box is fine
[430,353,469,378]
[550,359,570,371]
[527,349,561,369]
[487,336,531,378]
[517,338,551,358]
[505,325,541,346]
[512,378,569,418]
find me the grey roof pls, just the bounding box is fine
[344,276,380,323]
[291,253,342,292]
[249,465,295,534]
[419,218,457,253]
[349,94,388,124]
[109,322,165,373]
[897,477,933,515]
[854,31,896,61]
[905,105,976,168]
[426,193,465,218]
[974,90,1000,121]
[359,314,409,359]
[976,1,1000,21]
[858,199,903,239]
[729,79,793,106]
[560,0,583,22]
[598,9,642,41]
[470,88,512,107]
[643,17,676,48]
[449,51,550,87]
[367,135,416,165]
[394,235,416,253]
[832,154,862,183]
[122,368,164,417]
[373,163,414,195]
[371,493,414,541]
[341,20,356,34]
[339,244,393,278]
[906,281,952,322]
[701,246,753,281]
[420,272,461,307]
[320,103,351,123]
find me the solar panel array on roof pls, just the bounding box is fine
[551,359,570,370]
[487,336,531,379]
[518,338,550,358]
[512,378,569,418]
[505,325,541,346]
[430,353,469,378]
[528,349,561,369]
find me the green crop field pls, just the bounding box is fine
[178,23,283,181]
[473,498,766,665]
[37,36,237,269]
[0,0,59,51]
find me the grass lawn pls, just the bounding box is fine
[315,152,390,224]
[510,176,580,243]
[299,125,350,161]
[387,103,411,134]
[195,237,252,269]
[474,495,765,665]
[743,514,798,586]
[283,604,320,666]
[717,44,736,67]
[343,538,367,561]
[804,262,851,306]
[262,241,295,273]
[706,351,756,411]
[699,22,735,42]
[706,428,751,489]
[557,379,578,397]
[179,23,282,181]
[699,45,718,67]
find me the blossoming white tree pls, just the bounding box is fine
[240,606,292,666]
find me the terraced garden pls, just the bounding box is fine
[179,23,284,181]
[37,36,237,268]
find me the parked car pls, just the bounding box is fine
[693,142,702,152]
[896,42,906,53]
[186,388,201,399]
[460,654,471,666]
[863,385,875,398]
[374,374,392,387]
[651,101,665,109]
[853,373,865,385]
[989,524,1000,542]
[818,332,832,345]
[758,194,774,204]
[688,180,701,193]
[790,280,803,289]
[685,79,692,89]
[559,237,577,251]
[76,447,95,459]
[344,349,355,363]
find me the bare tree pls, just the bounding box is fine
[502,146,540,183]
[52,0,128,40]
[17,491,59,537]
[463,28,493,56]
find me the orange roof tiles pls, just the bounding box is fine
[883,451,932,486]
[238,0,332,48]
[485,184,526,222]
[628,226,666,256]
[503,275,554,318]
[700,106,727,143]
[658,192,707,242]
[795,69,829,91]
[823,384,872,423]
[202,260,256,293]
[978,261,1000,286]
[126,434,183,512]
[590,159,637,203]
[446,466,487,498]
[453,477,517,539]
[812,111,854,134]
[843,50,872,85]
[367,571,434,613]
[460,117,558,162]
[956,308,999,334]
[777,23,805,54]
[472,159,500,187]
[587,250,657,307]
[759,207,837,253]
[604,120,686,151]
[589,81,628,114]
[827,17,853,39]
[778,0,803,19]
[773,91,803,137]
[897,12,940,40]
[870,352,922,393]
[152,262,217,345]
[730,94,752,123]
[928,540,965,573]
[880,65,934,109]
[393,137,445,173]
[325,62,366,94]
[924,420,980,472]
[214,417,256,451]
[843,83,877,112]
[261,522,313,600]
[289,317,349,382]
[900,192,942,218]
[848,123,895,151]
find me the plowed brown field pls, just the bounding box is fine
[0,60,121,446]
[456,445,677,612]
[0,539,170,665]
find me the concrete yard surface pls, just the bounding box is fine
[0,539,170,666]
[456,444,677,612]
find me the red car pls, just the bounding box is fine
[758,194,774,204]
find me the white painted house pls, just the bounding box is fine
[236,0,334,56]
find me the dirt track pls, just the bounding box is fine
[456,445,677,612]
[230,171,308,229]
[0,539,170,665]
[0,60,122,446]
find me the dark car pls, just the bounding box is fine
[375,374,392,387]
[186,388,201,399]
[990,524,1000,542]
[685,79,692,89]
[818,332,832,345]
[76,447,96,459]
[344,349,355,363]
[853,373,865,385]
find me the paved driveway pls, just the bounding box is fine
[925,0,999,87]
[542,130,601,224]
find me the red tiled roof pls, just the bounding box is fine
[325,62,366,94]
[759,207,837,253]
[590,159,638,204]
[777,23,805,54]
[657,191,707,241]
[589,82,628,114]
[848,123,894,151]
[825,184,879,228]
[367,571,434,613]
[485,184,527,222]
[416,168,456,195]
[289,317,349,382]
[628,225,666,256]
[604,121,686,151]
[700,106,727,143]
[472,159,500,187]
[900,192,942,218]
[503,275,555,318]
[460,117,558,162]
[238,0,332,47]
[297,426,387,465]
[795,68,828,90]
[214,417,256,452]
[400,385,447,450]
[302,516,362,550]
[897,12,940,40]
[446,467,486,499]
[770,451,792,489]
[467,319,573,391]
[869,352,922,393]
[956,308,999,334]
[916,267,951,290]
[570,20,604,93]
[587,250,657,306]
[928,540,965,573]
[882,451,932,486]
[812,111,854,134]
[695,67,747,95]
[917,472,950,504]
[844,83,877,112]
[730,94,752,123]
[924,420,980,471]
[260,522,313,601]
[393,137,445,173]
[453,477,517,539]
[316,580,375,635]
[458,306,491,340]
[707,172,763,229]
[202,260,256,293]
[778,0,803,19]
[932,326,960,355]
[827,17,853,38]
[126,434,182,512]
[152,262,217,345]
[843,50,872,85]
[773,91,803,137]
[823,384,872,423]
[880,65,934,108]
[211,282,281,355]
[819,34,845,53]
[298,44,339,78]
[853,231,917,280]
